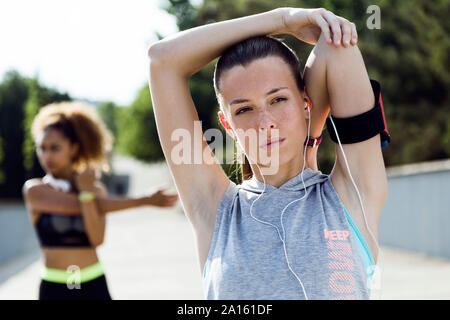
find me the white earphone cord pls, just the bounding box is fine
[235,103,381,300]
[328,114,382,299]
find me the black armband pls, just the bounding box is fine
[326,79,391,148]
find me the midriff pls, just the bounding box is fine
[42,247,99,270]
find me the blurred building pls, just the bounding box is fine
[380,158,450,259]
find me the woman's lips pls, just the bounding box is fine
[260,138,285,150]
[45,163,56,169]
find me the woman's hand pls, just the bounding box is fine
[280,8,357,47]
[74,167,96,192]
[143,185,179,208]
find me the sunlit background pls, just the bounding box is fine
[0,0,177,105]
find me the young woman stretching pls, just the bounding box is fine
[23,102,178,300]
[148,7,389,299]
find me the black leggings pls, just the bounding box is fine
[39,274,112,300]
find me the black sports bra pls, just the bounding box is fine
[36,213,92,247]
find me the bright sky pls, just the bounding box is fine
[0,0,178,105]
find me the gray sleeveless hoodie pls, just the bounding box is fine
[202,168,374,300]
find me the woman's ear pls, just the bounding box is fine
[69,142,80,161]
[218,111,235,139]
[303,86,313,120]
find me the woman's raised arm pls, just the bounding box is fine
[147,8,353,77]
[146,9,291,227]
[146,7,349,219]
[148,9,285,77]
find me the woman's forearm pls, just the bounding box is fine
[26,185,148,215]
[148,8,286,77]
[96,196,147,215]
[79,189,105,245]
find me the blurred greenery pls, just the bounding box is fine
[22,78,70,175]
[0,71,70,198]
[115,84,163,162]
[97,101,119,147]
[1,0,449,197]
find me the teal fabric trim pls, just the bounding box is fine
[343,206,375,279]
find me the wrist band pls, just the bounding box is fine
[304,134,323,148]
[325,79,391,148]
[78,191,95,203]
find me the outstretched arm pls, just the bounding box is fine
[23,180,178,216]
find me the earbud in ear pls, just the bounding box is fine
[305,102,311,111]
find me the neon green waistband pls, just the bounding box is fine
[41,261,104,284]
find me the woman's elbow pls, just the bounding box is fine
[89,231,105,247]
[92,238,104,247]
[147,41,169,67]
[148,40,191,77]
[315,32,361,60]
[22,182,42,208]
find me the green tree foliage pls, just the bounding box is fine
[0,136,4,185]
[0,70,70,199]
[116,85,163,162]
[97,101,119,147]
[361,0,450,164]
[162,0,450,177]
[23,79,40,172]
[22,78,70,171]
[0,71,29,197]
[22,78,70,180]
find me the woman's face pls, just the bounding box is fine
[35,128,78,176]
[219,56,308,168]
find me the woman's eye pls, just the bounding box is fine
[272,97,287,104]
[236,107,251,115]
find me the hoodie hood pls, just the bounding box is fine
[239,167,329,194]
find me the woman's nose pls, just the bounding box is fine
[258,110,277,132]
[39,150,50,161]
